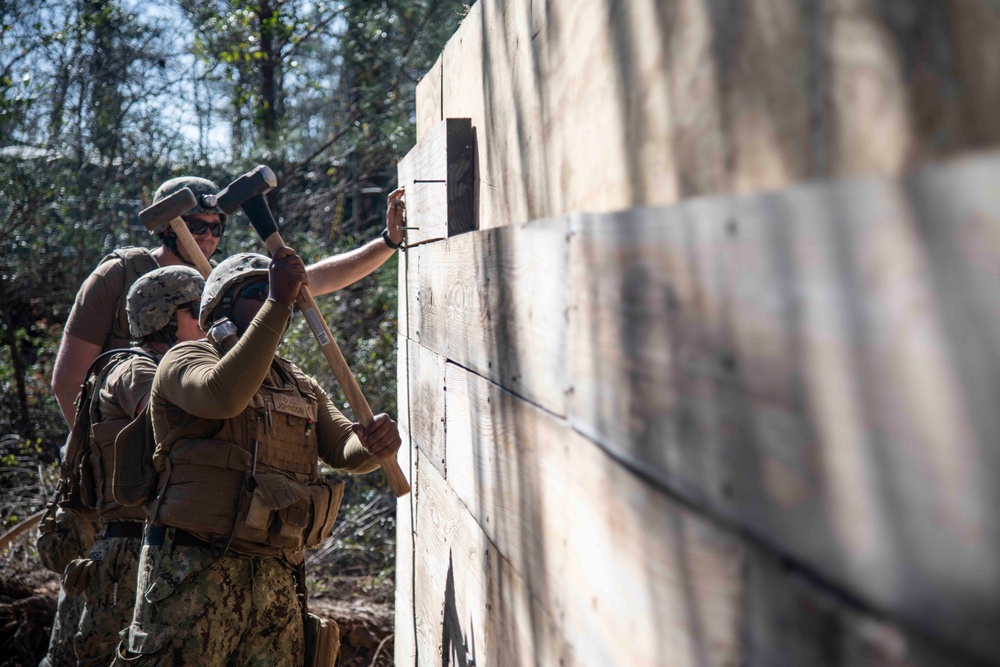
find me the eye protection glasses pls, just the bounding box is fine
[182,216,226,238]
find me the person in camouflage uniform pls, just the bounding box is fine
[113,249,401,666]
[41,176,225,667]
[65,266,206,667]
[43,178,405,667]
[36,509,95,667]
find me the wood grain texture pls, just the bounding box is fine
[395,334,410,460]
[396,118,475,246]
[413,448,576,667]
[406,217,570,416]
[393,419,416,666]
[442,0,545,231]
[397,243,408,339]
[442,362,975,666]
[415,54,443,144]
[429,0,1000,227]
[405,181,449,244]
[567,151,1000,661]
[407,339,445,476]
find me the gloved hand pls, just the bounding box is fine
[62,557,98,595]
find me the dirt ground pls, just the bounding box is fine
[0,544,394,667]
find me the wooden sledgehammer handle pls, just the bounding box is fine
[168,218,213,278]
[262,231,411,497]
[242,206,410,496]
[138,188,213,279]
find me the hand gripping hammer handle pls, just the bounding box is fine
[240,194,411,498]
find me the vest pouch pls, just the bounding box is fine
[112,405,158,507]
[76,451,99,511]
[233,473,307,550]
[305,480,344,548]
[156,439,251,537]
[238,474,297,534]
[91,419,127,509]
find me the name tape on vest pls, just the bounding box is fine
[272,394,317,421]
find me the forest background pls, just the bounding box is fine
[0,0,468,659]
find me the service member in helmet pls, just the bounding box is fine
[114,249,400,665]
[51,180,407,426]
[51,176,225,424]
[40,267,206,667]
[40,177,222,667]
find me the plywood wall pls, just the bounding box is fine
[395,1,1000,665]
[415,0,1000,231]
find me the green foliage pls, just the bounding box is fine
[0,0,468,575]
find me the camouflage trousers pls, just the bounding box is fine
[38,587,84,667]
[38,508,97,667]
[73,535,142,667]
[113,531,304,666]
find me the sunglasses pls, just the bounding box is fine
[237,281,269,302]
[182,216,226,238]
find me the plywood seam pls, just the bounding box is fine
[441,356,565,422]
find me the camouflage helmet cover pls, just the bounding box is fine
[126,266,206,339]
[152,176,225,220]
[200,252,270,330]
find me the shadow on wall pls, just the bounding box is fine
[574,157,1000,662]
[469,0,1000,224]
[437,0,1000,662]
[442,551,477,667]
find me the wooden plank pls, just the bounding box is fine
[825,0,914,175]
[407,339,445,476]
[395,118,475,247]
[415,54,443,143]
[950,1,1000,147]
[413,448,576,667]
[393,419,416,666]
[406,217,570,415]
[445,362,742,665]
[397,241,408,339]
[740,546,980,667]
[723,0,819,193]
[442,0,546,230]
[567,151,1000,661]
[413,449,449,667]
[434,0,1000,229]
[405,181,448,243]
[442,362,973,665]
[395,334,410,465]
[404,240,450,374]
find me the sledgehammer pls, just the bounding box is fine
[217,166,411,498]
[139,188,213,279]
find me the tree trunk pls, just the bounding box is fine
[258,0,278,143]
[1,308,30,435]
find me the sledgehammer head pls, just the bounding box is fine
[216,165,277,215]
[139,188,198,234]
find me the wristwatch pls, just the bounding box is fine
[382,228,403,250]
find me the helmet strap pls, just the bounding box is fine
[144,318,179,347]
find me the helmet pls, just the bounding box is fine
[126,266,206,339]
[200,252,270,330]
[152,176,225,221]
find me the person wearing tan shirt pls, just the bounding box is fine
[113,249,400,665]
[51,181,406,425]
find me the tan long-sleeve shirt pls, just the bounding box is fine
[149,299,377,474]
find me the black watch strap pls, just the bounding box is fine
[382,228,403,250]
